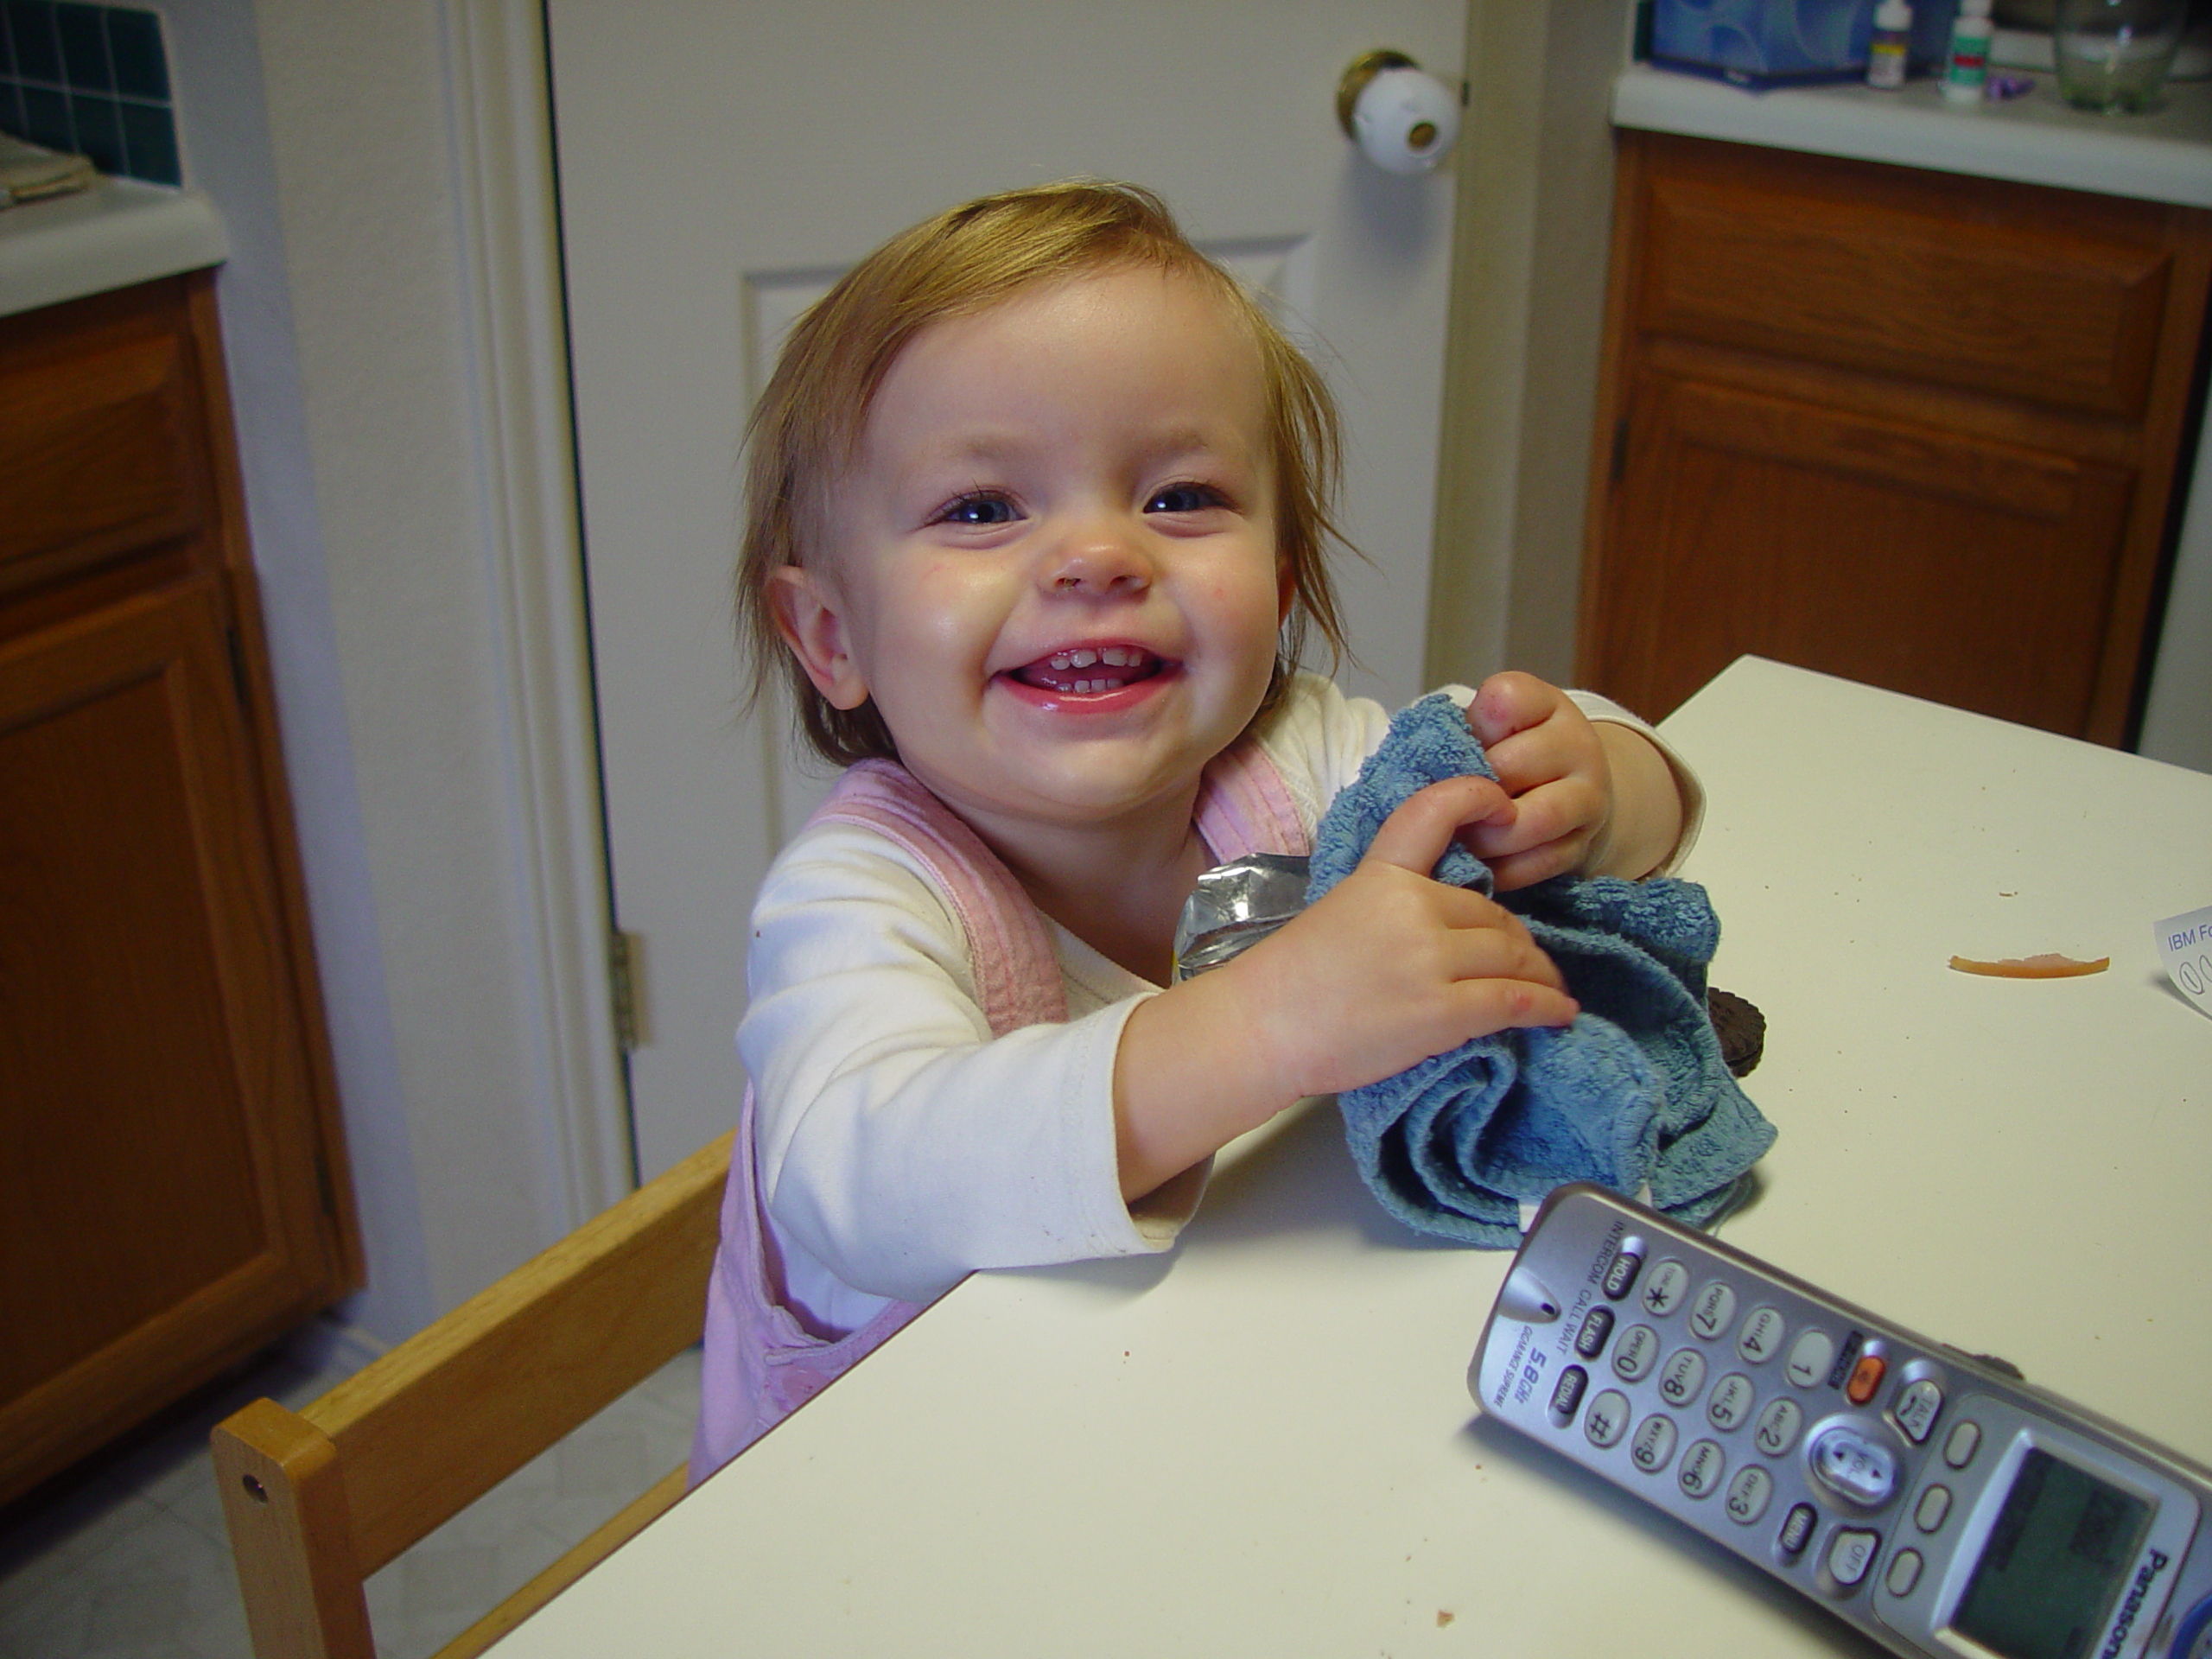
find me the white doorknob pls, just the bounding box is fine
[1336,50,1461,175]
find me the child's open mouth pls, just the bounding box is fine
[1008,645,1166,696]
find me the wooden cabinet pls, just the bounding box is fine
[0,272,360,1507]
[1579,130,2212,742]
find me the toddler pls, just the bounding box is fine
[691,181,1700,1478]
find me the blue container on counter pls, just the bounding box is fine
[1648,0,1961,86]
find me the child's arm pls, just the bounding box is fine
[1112,774,1578,1202]
[1460,672,1688,890]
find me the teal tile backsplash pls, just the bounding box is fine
[1,3,180,186]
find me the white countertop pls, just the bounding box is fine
[0,177,226,320]
[1614,60,2212,207]
[493,658,2212,1658]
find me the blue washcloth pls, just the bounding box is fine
[1306,693,1776,1246]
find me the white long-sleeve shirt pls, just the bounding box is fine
[741,677,1704,1333]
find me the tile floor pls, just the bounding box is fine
[0,1332,702,1659]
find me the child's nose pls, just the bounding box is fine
[1042,529,1154,597]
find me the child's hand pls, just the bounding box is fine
[1461,673,1682,889]
[1225,775,1577,1102]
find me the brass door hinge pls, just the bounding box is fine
[610,930,644,1052]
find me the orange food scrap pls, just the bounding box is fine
[1437,1611,1456,1628]
[1948,953,2109,979]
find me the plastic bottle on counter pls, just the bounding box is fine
[1867,0,1914,88]
[1942,0,1996,102]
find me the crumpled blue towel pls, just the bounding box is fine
[1306,693,1777,1246]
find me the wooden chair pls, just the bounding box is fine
[213,1131,732,1659]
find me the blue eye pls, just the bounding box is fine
[1146,482,1224,514]
[937,493,1020,526]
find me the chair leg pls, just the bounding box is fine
[213,1396,377,1659]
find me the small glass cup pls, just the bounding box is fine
[2054,0,2186,112]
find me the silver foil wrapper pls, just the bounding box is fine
[1171,853,1313,982]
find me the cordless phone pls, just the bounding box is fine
[1471,1185,2212,1659]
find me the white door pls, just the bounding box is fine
[548,0,1467,1179]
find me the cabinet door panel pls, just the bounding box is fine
[0,296,207,599]
[1637,148,2171,419]
[1593,374,2133,734]
[0,580,340,1489]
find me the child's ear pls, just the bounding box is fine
[767,565,869,710]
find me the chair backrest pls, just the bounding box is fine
[213,1130,732,1659]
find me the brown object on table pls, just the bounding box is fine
[1948,953,2111,978]
[1707,988,1766,1077]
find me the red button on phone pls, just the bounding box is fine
[1847,1353,1886,1405]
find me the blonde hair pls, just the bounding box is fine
[739,180,1352,766]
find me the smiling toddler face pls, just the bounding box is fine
[772,264,1287,840]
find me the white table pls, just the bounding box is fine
[499,658,2211,1657]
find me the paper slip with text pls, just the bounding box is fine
[2157,904,2212,1019]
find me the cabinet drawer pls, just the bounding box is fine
[0,302,207,598]
[1636,146,2172,419]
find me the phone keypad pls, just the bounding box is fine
[1706,1372,1756,1432]
[1753,1396,1803,1457]
[1641,1259,1692,1317]
[1688,1281,1738,1340]
[1738,1306,1786,1363]
[1612,1324,1661,1382]
[1630,1413,1678,1473]
[1490,1194,2005,1624]
[1657,1347,1707,1407]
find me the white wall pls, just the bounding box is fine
[1426,0,1633,692]
[159,0,575,1340]
[2139,416,2212,773]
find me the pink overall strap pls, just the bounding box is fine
[812,759,1068,1029]
[690,760,1071,1480]
[690,742,1304,1482]
[1194,733,1309,861]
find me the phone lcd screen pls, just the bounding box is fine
[1950,1447,2154,1659]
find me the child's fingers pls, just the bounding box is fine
[1426,888,1569,991]
[1360,777,1513,875]
[1449,976,1580,1034]
[1467,671,1559,748]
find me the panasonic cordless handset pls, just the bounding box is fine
[1472,1185,2212,1659]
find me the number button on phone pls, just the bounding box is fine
[1786,1329,1836,1389]
[1725,1463,1774,1525]
[1678,1439,1726,1499]
[1584,1389,1630,1449]
[1573,1306,1614,1359]
[1658,1347,1707,1407]
[1707,1372,1756,1432]
[1688,1281,1738,1340]
[1738,1306,1786,1363]
[1630,1413,1678,1474]
[1612,1324,1661,1382]
[1753,1397,1804,1458]
[1641,1259,1691,1318]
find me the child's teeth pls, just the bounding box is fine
[1069,649,1097,668]
[1102,647,1131,666]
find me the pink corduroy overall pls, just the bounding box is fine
[689,740,1306,1482]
